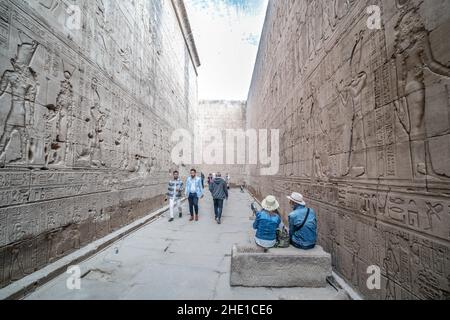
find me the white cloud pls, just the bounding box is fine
[185,0,268,101]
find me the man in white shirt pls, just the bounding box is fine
[167,171,183,222]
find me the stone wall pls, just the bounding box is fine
[246,0,450,299]
[194,100,247,186]
[0,0,199,288]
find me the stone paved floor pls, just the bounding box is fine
[25,189,345,300]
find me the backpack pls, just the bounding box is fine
[275,226,290,248]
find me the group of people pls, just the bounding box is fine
[207,173,230,188]
[166,169,230,224]
[253,193,317,250]
[167,169,317,251]
[167,169,203,223]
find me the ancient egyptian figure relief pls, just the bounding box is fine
[44,61,76,168]
[246,0,450,300]
[393,5,450,179]
[94,0,112,75]
[311,85,330,181]
[88,77,108,167]
[305,0,353,64]
[0,32,39,166]
[115,110,131,170]
[74,76,108,167]
[336,31,368,178]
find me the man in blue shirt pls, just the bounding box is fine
[185,169,203,221]
[287,192,317,250]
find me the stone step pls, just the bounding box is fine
[230,245,332,288]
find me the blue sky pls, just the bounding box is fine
[185,0,268,101]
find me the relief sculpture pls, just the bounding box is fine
[45,61,76,167]
[0,32,39,166]
[246,0,450,299]
[88,77,107,168]
[393,6,450,179]
[0,0,199,290]
[311,86,330,181]
[336,31,368,178]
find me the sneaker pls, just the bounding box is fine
[169,218,174,222]
[217,219,221,225]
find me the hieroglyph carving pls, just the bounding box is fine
[0,0,199,289]
[247,0,450,299]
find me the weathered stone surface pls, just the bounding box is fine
[195,100,247,186]
[0,0,199,288]
[230,245,332,288]
[246,0,450,299]
[21,190,343,300]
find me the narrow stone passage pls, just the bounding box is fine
[25,190,344,300]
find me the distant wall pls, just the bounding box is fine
[246,0,450,299]
[194,100,247,186]
[0,0,198,288]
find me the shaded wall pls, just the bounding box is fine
[246,0,450,299]
[0,0,198,288]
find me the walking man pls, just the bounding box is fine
[209,173,228,224]
[185,169,203,221]
[167,171,183,222]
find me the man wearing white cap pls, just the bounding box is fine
[287,192,317,250]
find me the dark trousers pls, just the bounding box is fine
[188,193,199,216]
[213,199,224,220]
[290,240,315,250]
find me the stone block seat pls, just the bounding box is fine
[230,245,332,288]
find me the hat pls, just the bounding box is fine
[287,192,306,206]
[261,195,280,212]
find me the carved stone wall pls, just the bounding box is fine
[194,100,247,186]
[0,0,198,288]
[246,0,450,299]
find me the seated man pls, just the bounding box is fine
[253,196,282,250]
[287,193,317,250]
